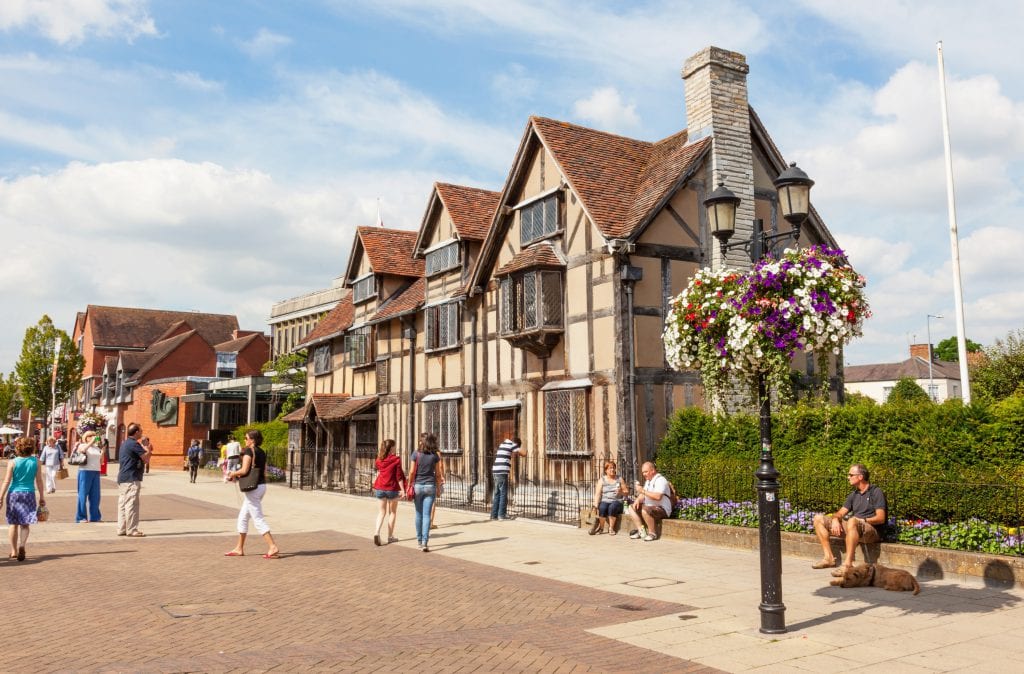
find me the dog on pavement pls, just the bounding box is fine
[829,563,920,595]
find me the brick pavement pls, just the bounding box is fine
[1,529,715,673]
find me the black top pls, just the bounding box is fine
[844,484,887,524]
[241,447,267,485]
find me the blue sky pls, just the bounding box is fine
[2,0,1022,375]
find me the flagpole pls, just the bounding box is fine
[51,336,61,440]
[937,41,972,403]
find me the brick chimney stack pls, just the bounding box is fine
[910,343,933,361]
[682,46,755,270]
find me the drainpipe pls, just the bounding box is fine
[468,304,478,504]
[404,317,416,464]
[621,263,643,487]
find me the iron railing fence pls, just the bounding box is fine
[665,461,1024,555]
[287,448,613,524]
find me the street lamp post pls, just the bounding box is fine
[926,314,943,401]
[704,163,814,635]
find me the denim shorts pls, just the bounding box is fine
[374,489,400,499]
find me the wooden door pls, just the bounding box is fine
[485,409,518,502]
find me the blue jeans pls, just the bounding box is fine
[76,470,102,522]
[490,473,509,519]
[414,483,436,546]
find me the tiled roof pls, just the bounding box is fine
[130,331,199,382]
[435,183,501,241]
[280,406,307,422]
[370,277,425,324]
[358,227,424,278]
[214,333,264,353]
[118,351,149,372]
[494,243,565,277]
[298,293,353,348]
[317,395,377,421]
[531,117,709,239]
[85,305,238,350]
[845,357,961,384]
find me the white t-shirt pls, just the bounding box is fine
[643,473,672,513]
[225,440,242,459]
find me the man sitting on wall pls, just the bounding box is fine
[811,463,888,573]
[628,461,672,542]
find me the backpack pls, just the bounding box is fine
[188,445,202,463]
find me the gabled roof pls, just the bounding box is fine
[129,330,205,383]
[469,116,711,294]
[117,351,148,373]
[435,183,501,242]
[845,357,961,384]
[494,243,565,277]
[370,277,425,324]
[343,227,424,283]
[214,332,264,353]
[284,394,378,423]
[84,305,238,350]
[298,293,354,349]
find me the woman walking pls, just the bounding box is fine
[74,431,103,523]
[38,436,64,494]
[224,429,280,559]
[1,437,46,561]
[409,433,444,552]
[372,439,406,546]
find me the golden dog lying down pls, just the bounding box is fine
[829,563,920,595]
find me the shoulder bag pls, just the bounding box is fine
[237,450,261,492]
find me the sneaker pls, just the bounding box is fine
[422,545,429,553]
[643,534,658,542]
[629,530,642,539]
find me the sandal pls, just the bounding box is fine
[811,559,837,569]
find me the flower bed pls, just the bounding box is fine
[674,496,1024,557]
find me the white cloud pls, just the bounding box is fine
[572,87,640,133]
[0,0,157,45]
[172,71,223,93]
[238,27,292,58]
[491,63,536,102]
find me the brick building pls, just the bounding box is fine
[69,305,270,468]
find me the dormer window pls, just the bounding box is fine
[518,190,562,246]
[352,273,377,304]
[425,240,460,276]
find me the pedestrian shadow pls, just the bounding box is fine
[435,537,507,550]
[284,548,355,557]
[15,549,137,564]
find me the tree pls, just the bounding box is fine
[886,377,931,405]
[14,315,85,426]
[262,350,307,416]
[972,329,1024,403]
[934,336,982,362]
[0,371,21,423]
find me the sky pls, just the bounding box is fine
[1,0,1023,375]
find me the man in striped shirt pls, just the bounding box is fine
[490,437,524,520]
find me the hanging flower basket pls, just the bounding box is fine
[663,245,871,403]
[76,411,108,435]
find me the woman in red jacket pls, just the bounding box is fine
[372,439,406,546]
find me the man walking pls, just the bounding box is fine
[187,440,203,483]
[116,423,150,537]
[489,437,524,521]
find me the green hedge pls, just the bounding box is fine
[657,394,1024,524]
[231,420,289,469]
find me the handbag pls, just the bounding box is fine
[57,467,69,480]
[236,449,261,492]
[405,460,418,500]
[36,505,49,522]
[68,450,87,466]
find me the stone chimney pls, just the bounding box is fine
[910,343,932,361]
[682,46,755,270]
